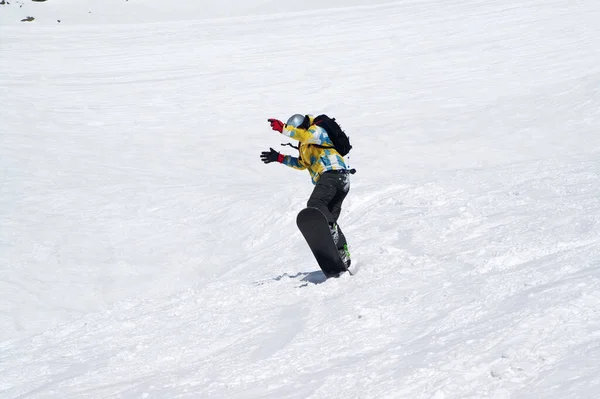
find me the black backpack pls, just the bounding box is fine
[313,114,352,156]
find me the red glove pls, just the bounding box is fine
[268,118,284,133]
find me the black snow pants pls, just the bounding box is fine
[306,170,350,250]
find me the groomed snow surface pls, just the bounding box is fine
[2,0,600,398]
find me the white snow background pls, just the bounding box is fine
[2,0,600,398]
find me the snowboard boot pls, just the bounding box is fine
[339,243,351,269]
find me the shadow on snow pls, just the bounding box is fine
[253,271,328,286]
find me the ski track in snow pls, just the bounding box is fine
[2,0,600,398]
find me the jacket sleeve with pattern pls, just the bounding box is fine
[281,155,306,170]
[281,125,334,146]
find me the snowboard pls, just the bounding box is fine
[296,207,349,278]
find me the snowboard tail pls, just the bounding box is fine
[296,207,348,278]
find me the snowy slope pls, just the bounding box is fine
[2,0,600,397]
[0,0,378,25]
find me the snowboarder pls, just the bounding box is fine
[260,114,352,267]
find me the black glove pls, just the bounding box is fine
[260,148,282,164]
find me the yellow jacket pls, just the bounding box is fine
[280,120,348,184]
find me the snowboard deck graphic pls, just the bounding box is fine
[296,207,349,278]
